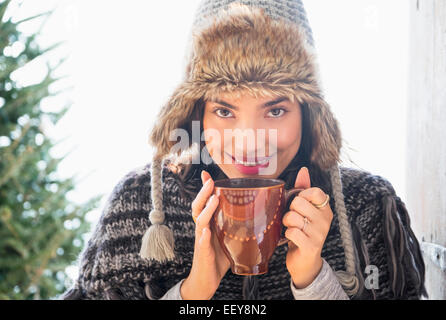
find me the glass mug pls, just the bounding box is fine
[211,178,302,275]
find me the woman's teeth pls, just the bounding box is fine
[234,158,269,166]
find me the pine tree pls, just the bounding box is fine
[0,0,100,299]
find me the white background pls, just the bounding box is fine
[6,0,410,281]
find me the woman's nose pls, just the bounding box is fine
[235,117,260,132]
[231,132,269,158]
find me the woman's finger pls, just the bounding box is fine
[282,211,312,236]
[290,189,334,232]
[285,226,322,255]
[284,210,331,246]
[191,178,214,218]
[285,227,311,249]
[298,187,331,215]
[195,194,219,231]
[288,195,319,222]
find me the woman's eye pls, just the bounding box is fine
[213,107,288,118]
[214,108,233,118]
[267,108,287,118]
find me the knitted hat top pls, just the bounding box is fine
[141,0,360,296]
[192,0,315,47]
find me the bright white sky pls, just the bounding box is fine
[8,0,410,281]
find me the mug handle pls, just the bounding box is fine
[277,188,303,247]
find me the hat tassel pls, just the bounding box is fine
[329,165,360,297]
[139,158,175,262]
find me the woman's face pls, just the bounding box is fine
[202,91,302,179]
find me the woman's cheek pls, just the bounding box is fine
[277,120,301,149]
[203,126,227,163]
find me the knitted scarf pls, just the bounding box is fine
[61,161,427,300]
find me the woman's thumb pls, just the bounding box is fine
[294,167,311,189]
[201,170,212,184]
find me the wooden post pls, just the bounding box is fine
[407,0,446,299]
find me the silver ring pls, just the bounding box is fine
[302,216,309,232]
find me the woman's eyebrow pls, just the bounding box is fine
[212,97,289,110]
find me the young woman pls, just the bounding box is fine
[62,0,427,300]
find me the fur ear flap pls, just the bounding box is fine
[149,82,205,159]
[306,97,342,170]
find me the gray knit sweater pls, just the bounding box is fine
[61,163,427,300]
[160,258,348,300]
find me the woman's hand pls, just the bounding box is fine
[180,170,230,300]
[282,167,333,289]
